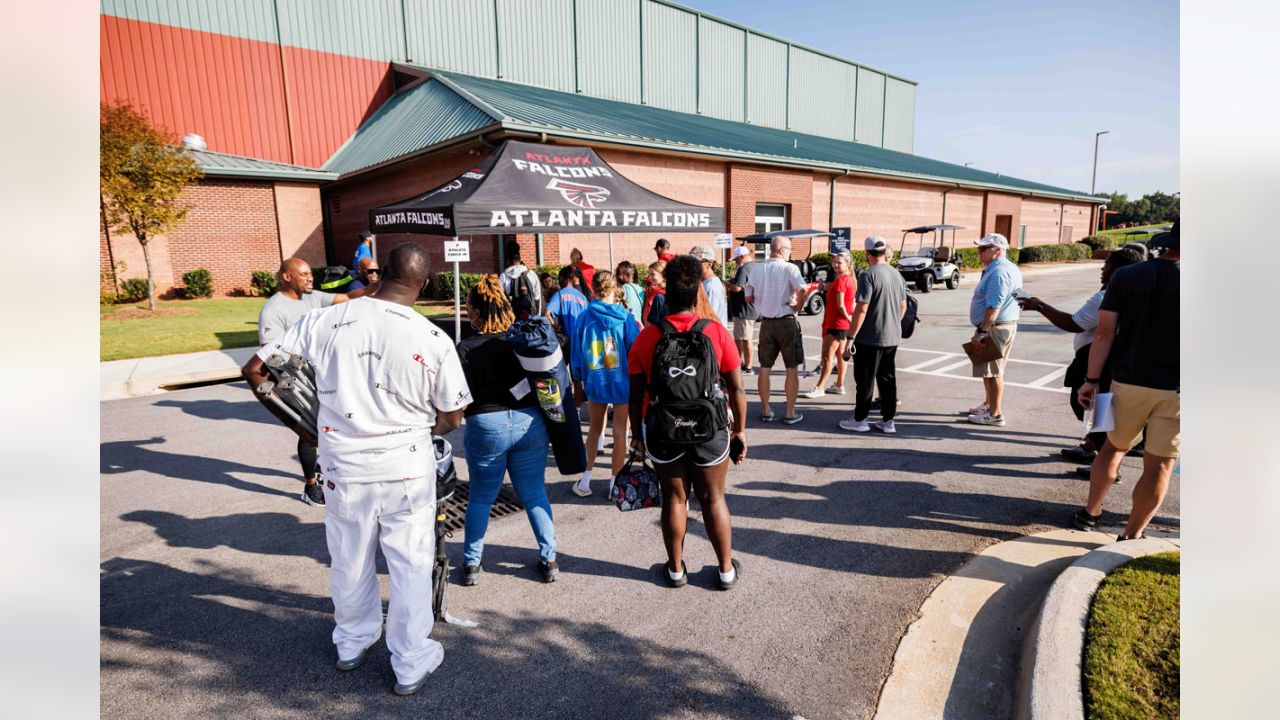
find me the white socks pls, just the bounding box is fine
[718,566,736,584]
[576,471,591,488]
[668,565,684,581]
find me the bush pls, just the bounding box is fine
[250,270,278,297]
[433,271,484,300]
[118,278,149,303]
[1017,243,1092,264]
[1080,234,1119,251]
[533,263,566,281]
[181,268,214,298]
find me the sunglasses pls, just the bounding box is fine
[364,268,381,275]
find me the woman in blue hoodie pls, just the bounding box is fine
[570,270,641,497]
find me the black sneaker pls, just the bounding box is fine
[1073,466,1122,483]
[302,482,325,507]
[1060,445,1097,463]
[718,558,742,590]
[665,561,688,588]
[463,565,481,586]
[1073,509,1101,530]
[538,559,560,583]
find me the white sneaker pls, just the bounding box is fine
[827,386,847,395]
[803,386,826,399]
[571,478,592,497]
[874,420,897,434]
[838,417,871,433]
[967,402,988,415]
[967,410,1006,427]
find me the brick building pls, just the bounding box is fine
[101,1,1103,293]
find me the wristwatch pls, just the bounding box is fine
[1084,377,1100,383]
[1036,301,1046,312]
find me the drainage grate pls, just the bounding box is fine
[438,482,524,533]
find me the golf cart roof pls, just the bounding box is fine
[739,229,835,243]
[902,224,965,233]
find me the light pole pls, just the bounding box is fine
[1091,131,1110,234]
[963,162,974,168]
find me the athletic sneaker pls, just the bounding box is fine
[1060,445,1097,463]
[718,558,742,590]
[874,420,897,434]
[1073,465,1121,483]
[741,366,755,376]
[967,410,1006,426]
[665,561,688,588]
[1073,509,1101,530]
[538,559,560,583]
[967,402,989,415]
[838,417,871,433]
[827,385,847,395]
[463,565,482,586]
[802,386,826,399]
[571,476,592,497]
[302,482,326,507]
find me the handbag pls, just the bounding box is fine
[962,335,1004,364]
[609,453,662,512]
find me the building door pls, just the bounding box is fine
[1061,226,1073,244]
[754,203,788,259]
[994,214,1013,241]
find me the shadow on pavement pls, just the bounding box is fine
[154,397,278,426]
[747,439,1074,481]
[101,557,794,719]
[101,436,294,498]
[119,510,332,565]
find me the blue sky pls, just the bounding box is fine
[688,0,1179,197]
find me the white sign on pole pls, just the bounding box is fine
[444,239,470,263]
[713,233,734,250]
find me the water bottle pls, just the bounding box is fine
[1082,406,1094,435]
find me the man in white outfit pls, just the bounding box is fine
[242,242,471,696]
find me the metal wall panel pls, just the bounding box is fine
[882,77,915,153]
[277,0,404,61]
[101,0,278,43]
[576,0,641,102]
[496,0,575,91]
[697,18,744,122]
[404,0,497,76]
[788,48,855,140]
[746,33,786,129]
[641,0,696,113]
[282,46,395,167]
[855,67,885,146]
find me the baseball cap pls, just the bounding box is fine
[689,245,716,261]
[975,233,1009,249]
[358,230,373,239]
[731,246,752,261]
[864,236,888,252]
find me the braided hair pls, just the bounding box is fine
[592,269,622,303]
[467,274,515,334]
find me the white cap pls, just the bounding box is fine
[731,246,752,261]
[689,245,716,261]
[864,235,888,252]
[976,233,1009,249]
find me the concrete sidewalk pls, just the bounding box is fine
[101,347,257,401]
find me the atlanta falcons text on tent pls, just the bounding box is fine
[510,158,614,179]
[488,209,712,229]
[373,211,451,228]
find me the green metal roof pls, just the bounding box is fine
[323,79,501,175]
[190,148,337,182]
[327,66,1101,203]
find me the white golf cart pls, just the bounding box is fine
[895,224,964,293]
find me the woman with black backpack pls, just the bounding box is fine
[627,255,749,590]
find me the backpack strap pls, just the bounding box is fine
[690,318,711,334]
[657,317,677,336]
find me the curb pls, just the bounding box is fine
[101,346,257,401]
[1016,537,1180,720]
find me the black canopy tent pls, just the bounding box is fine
[370,140,726,340]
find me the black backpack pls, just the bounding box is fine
[901,293,920,339]
[648,318,728,445]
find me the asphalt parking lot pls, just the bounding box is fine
[100,261,1178,720]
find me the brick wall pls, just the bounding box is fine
[274,181,326,266]
[833,176,946,254]
[981,192,1022,243]
[1021,197,1067,246]
[727,163,814,253]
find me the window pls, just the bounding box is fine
[754,204,788,259]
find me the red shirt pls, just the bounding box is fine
[657,251,676,263]
[823,273,856,331]
[576,261,596,297]
[628,312,742,377]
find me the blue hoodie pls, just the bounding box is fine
[571,300,640,405]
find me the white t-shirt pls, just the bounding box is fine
[744,258,806,318]
[1071,289,1105,352]
[256,297,472,483]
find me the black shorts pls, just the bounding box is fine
[642,420,730,467]
[824,328,849,340]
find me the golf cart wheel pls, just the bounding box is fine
[945,272,960,290]
[917,273,934,293]
[805,292,824,316]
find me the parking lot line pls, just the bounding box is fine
[1027,366,1069,387]
[925,358,976,375]
[901,353,962,372]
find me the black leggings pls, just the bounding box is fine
[297,438,318,481]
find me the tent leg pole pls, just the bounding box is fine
[453,258,461,343]
[607,233,614,271]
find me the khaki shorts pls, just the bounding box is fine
[1108,380,1180,458]
[732,317,755,342]
[971,324,1017,378]
[758,316,804,369]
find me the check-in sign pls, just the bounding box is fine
[714,233,734,249]
[444,240,470,262]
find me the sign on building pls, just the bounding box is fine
[444,239,470,263]
[831,227,852,254]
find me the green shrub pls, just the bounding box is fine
[433,271,484,300]
[250,270,278,297]
[1017,243,1092,264]
[118,278,149,303]
[810,252,832,267]
[181,268,214,298]
[1006,247,1020,264]
[533,263,566,281]
[1080,234,1119,251]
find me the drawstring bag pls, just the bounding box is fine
[505,316,587,475]
[609,452,661,511]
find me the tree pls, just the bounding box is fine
[100,102,202,310]
[1100,190,1179,227]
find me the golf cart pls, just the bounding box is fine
[896,224,964,293]
[738,229,834,315]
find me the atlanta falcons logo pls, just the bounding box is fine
[546,178,610,209]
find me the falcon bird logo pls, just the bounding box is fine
[546,178,610,209]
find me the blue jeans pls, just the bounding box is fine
[463,407,556,566]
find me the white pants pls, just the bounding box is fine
[323,476,441,684]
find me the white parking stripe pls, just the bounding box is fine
[924,358,977,375]
[1027,366,1069,387]
[901,353,962,372]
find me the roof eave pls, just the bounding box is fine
[199,166,337,183]
[327,122,506,182]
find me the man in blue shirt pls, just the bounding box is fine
[546,265,590,399]
[351,230,375,273]
[966,233,1022,426]
[691,244,729,326]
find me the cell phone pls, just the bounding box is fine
[729,434,745,464]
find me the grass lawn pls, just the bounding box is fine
[1098,223,1170,239]
[101,296,456,361]
[1082,551,1180,720]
